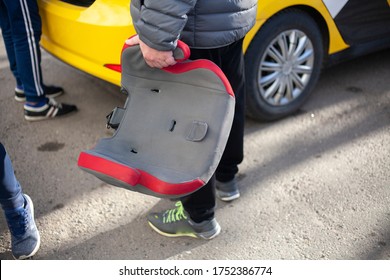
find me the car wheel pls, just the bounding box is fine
[245,9,324,121]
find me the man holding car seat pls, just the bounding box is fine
[128,0,257,239]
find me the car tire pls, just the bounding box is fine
[245,9,324,121]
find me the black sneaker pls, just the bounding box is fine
[24,98,77,121]
[15,85,64,102]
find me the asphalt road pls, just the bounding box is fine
[0,38,389,260]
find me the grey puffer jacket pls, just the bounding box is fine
[130,0,257,51]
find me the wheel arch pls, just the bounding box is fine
[244,3,349,59]
[295,5,330,62]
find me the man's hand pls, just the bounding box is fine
[126,35,176,68]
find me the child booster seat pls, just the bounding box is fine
[77,39,235,199]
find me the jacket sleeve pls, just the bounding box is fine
[130,0,197,51]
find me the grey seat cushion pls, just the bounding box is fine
[78,41,235,198]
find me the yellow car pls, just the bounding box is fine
[38,0,390,120]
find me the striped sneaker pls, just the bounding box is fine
[15,85,64,102]
[24,98,77,121]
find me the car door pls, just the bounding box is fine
[323,0,390,45]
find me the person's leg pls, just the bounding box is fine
[178,47,227,221]
[2,0,44,102]
[0,143,24,211]
[211,39,246,201]
[0,143,40,259]
[180,176,216,222]
[0,0,23,89]
[2,0,76,121]
[182,40,246,210]
[216,38,246,182]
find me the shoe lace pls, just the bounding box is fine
[6,208,29,237]
[162,201,188,223]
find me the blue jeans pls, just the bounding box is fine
[0,143,24,211]
[0,0,45,102]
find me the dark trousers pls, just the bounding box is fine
[181,38,246,222]
[0,143,24,211]
[0,0,45,102]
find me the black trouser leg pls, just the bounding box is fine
[181,39,246,222]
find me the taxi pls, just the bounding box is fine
[38,0,390,120]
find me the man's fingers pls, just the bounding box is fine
[144,54,177,68]
[145,60,173,68]
[165,56,176,66]
[125,35,140,46]
[126,35,177,68]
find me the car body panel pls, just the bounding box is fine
[244,0,349,55]
[39,0,134,85]
[38,0,389,88]
[332,0,390,45]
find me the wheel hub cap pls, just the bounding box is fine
[258,29,315,106]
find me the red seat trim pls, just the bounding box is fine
[163,60,234,97]
[78,152,204,196]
